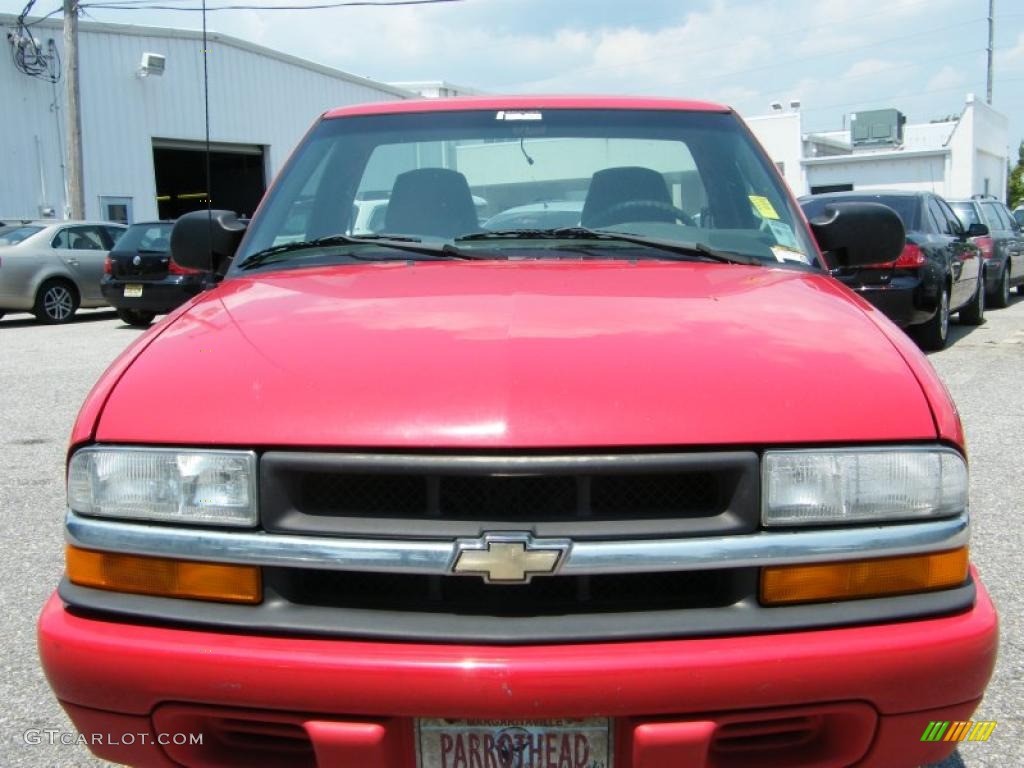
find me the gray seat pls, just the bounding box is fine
[71,233,100,250]
[581,166,677,228]
[384,168,480,239]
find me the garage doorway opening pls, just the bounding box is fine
[152,139,266,220]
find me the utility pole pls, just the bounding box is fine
[986,0,994,105]
[63,0,85,219]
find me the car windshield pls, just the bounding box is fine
[0,225,43,245]
[236,108,818,271]
[801,194,921,232]
[112,222,173,253]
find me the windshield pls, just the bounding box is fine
[112,222,173,253]
[237,109,818,272]
[0,225,43,246]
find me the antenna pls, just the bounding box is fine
[519,136,534,166]
[202,0,212,266]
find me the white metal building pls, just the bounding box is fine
[1,14,411,222]
[388,80,482,99]
[746,94,1010,201]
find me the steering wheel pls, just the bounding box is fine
[591,199,696,227]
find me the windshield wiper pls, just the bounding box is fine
[238,234,496,271]
[458,227,762,266]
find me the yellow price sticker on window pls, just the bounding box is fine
[749,195,780,220]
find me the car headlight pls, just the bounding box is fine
[68,446,258,527]
[763,447,967,526]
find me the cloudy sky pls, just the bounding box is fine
[5,0,1024,147]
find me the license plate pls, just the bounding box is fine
[123,284,143,298]
[416,718,612,768]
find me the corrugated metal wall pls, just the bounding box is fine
[0,15,408,221]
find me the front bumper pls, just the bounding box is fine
[100,275,205,314]
[39,574,998,768]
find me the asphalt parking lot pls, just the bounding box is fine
[1,299,1022,768]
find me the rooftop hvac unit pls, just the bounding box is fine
[850,109,905,148]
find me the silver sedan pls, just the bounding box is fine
[0,220,127,323]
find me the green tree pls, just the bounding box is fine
[1009,140,1024,208]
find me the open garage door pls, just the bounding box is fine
[153,139,266,220]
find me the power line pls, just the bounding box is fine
[78,0,466,10]
[515,18,989,96]
[489,0,967,89]
[800,76,1024,117]
[23,6,68,25]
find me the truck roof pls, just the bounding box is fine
[324,95,731,120]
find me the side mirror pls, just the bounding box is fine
[170,210,247,272]
[965,222,989,238]
[807,202,905,268]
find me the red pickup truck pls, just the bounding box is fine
[40,97,997,768]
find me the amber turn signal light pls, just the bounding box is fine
[760,547,969,605]
[66,545,261,604]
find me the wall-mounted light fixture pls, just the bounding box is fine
[137,52,166,78]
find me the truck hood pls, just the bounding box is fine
[96,261,937,447]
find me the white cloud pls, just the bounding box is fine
[844,58,896,79]
[1,0,1015,140]
[926,65,966,92]
[996,31,1024,69]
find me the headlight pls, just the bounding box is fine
[68,447,258,527]
[763,447,967,526]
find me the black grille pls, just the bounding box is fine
[270,568,742,617]
[300,472,715,521]
[261,451,760,538]
[439,475,578,520]
[590,472,718,515]
[302,473,427,517]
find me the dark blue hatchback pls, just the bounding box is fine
[100,221,208,326]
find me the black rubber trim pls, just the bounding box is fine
[58,575,975,646]
[260,451,760,539]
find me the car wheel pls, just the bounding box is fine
[33,279,79,324]
[990,267,1011,309]
[116,308,156,327]
[959,277,985,325]
[1017,283,1024,296]
[913,286,949,351]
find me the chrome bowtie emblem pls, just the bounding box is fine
[451,532,570,584]
[132,255,142,266]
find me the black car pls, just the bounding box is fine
[948,195,1024,307]
[799,191,986,351]
[101,221,207,326]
